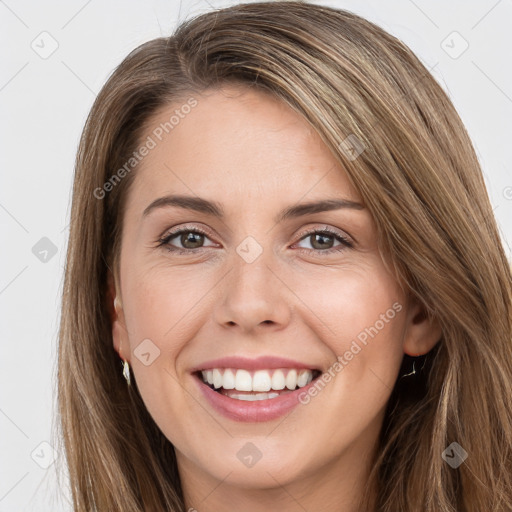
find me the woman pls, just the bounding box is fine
[56,1,512,510]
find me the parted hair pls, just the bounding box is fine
[56,2,512,510]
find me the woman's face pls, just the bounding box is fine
[111,85,436,503]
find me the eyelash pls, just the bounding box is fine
[156,224,354,256]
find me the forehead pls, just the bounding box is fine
[125,85,362,215]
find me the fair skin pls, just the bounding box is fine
[110,85,441,512]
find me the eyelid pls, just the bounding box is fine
[294,224,354,245]
[158,223,213,240]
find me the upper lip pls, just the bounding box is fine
[190,356,321,373]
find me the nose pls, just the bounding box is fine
[213,247,292,333]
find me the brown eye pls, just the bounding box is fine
[157,227,217,254]
[309,233,335,250]
[179,231,205,249]
[294,228,353,255]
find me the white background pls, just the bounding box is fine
[1,0,511,510]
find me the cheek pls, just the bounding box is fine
[119,265,212,445]
[119,261,225,406]
[294,263,406,387]
[122,262,216,347]
[287,266,406,453]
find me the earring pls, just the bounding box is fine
[401,359,417,378]
[122,359,131,386]
[400,354,428,379]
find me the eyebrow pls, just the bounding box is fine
[142,194,364,223]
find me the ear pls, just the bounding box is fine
[108,271,130,363]
[402,296,442,356]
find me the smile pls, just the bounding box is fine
[191,356,324,422]
[198,368,321,401]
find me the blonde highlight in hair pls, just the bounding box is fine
[56,2,512,510]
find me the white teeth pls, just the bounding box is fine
[271,370,286,390]
[212,369,223,389]
[222,390,287,401]
[199,368,316,392]
[285,369,297,390]
[235,369,252,391]
[297,369,311,387]
[222,369,236,389]
[252,370,272,392]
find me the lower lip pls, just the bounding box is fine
[194,374,317,422]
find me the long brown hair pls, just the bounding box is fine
[55,2,512,510]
